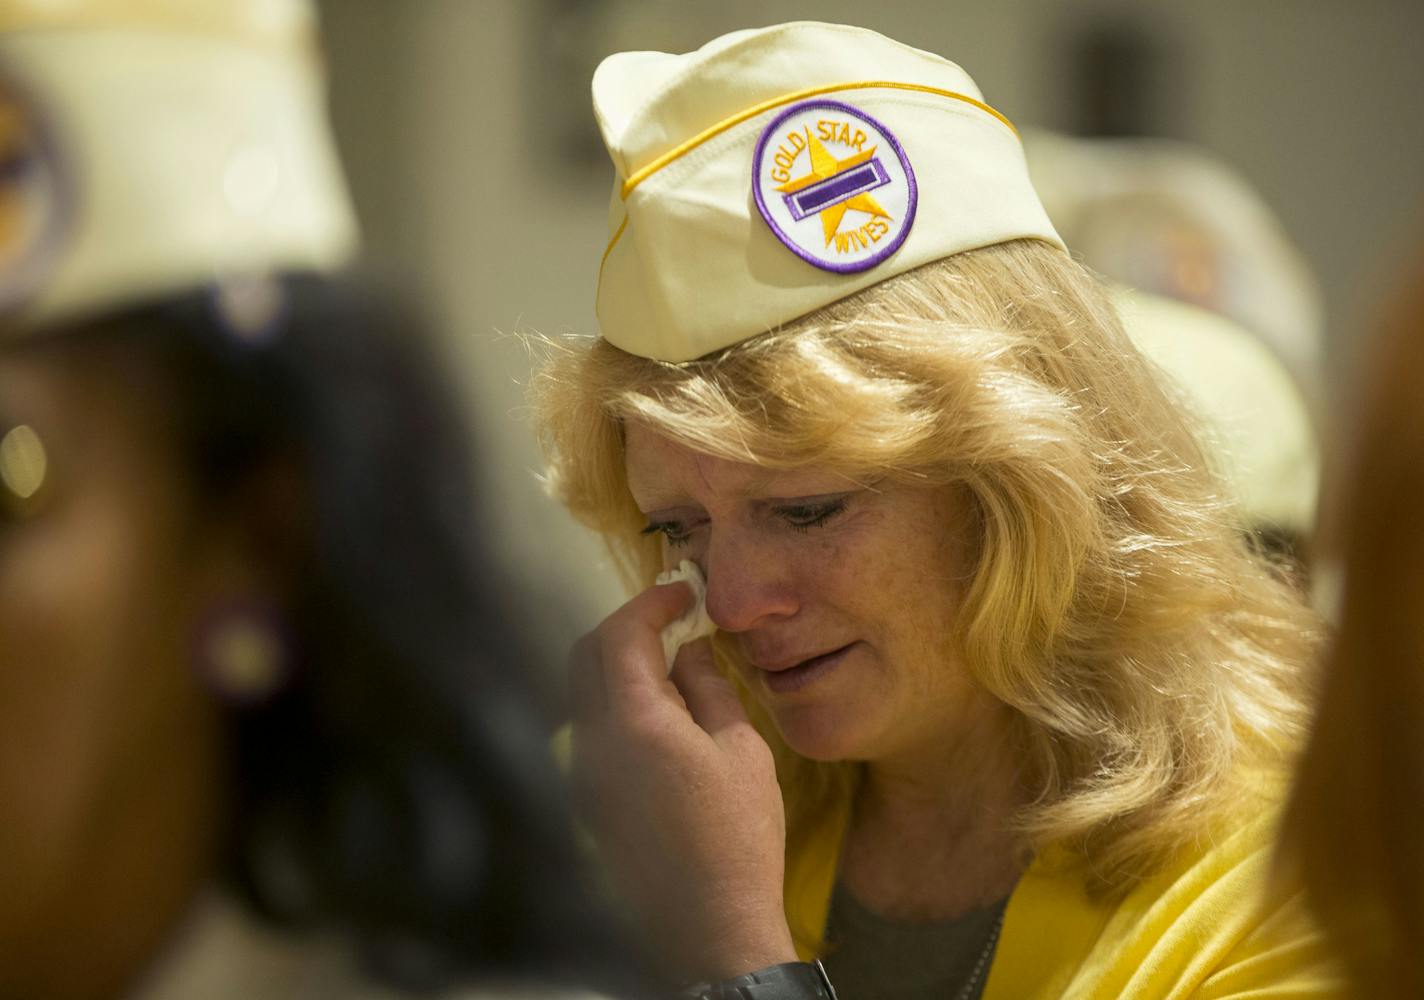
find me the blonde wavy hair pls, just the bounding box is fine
[533,239,1320,947]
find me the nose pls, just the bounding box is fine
[701,529,799,633]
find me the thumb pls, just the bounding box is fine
[670,638,749,736]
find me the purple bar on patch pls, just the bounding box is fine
[784,159,890,221]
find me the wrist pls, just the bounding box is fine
[696,922,798,983]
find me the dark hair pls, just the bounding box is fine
[47,275,635,994]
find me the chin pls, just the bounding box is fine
[768,701,876,763]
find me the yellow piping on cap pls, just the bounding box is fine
[595,212,629,315]
[619,79,1018,200]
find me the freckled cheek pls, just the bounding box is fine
[765,534,861,608]
[829,523,965,650]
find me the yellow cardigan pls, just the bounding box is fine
[788,805,1346,999]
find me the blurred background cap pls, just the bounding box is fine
[1025,129,1327,422]
[1114,286,1320,542]
[0,0,358,332]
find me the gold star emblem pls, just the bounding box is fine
[777,128,892,246]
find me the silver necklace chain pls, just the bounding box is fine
[952,908,1005,1000]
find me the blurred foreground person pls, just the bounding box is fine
[536,22,1342,1000]
[1281,268,1424,997]
[0,3,627,998]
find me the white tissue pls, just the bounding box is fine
[655,560,716,674]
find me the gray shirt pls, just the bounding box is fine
[820,884,1007,1000]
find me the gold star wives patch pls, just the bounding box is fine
[0,69,70,315]
[753,99,916,273]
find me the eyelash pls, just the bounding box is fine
[640,496,849,546]
[640,519,697,548]
[779,496,849,532]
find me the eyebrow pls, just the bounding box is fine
[628,468,798,505]
[626,486,696,515]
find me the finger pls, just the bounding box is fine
[598,579,700,698]
[670,637,751,737]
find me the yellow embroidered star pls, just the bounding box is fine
[776,128,892,246]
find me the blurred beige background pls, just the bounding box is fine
[316,0,1424,659]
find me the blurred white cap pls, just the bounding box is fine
[1116,286,1319,536]
[0,0,358,332]
[1024,130,1325,419]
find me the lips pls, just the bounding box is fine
[753,642,856,695]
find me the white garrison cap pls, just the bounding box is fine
[0,0,357,332]
[593,21,1064,362]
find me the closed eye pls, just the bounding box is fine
[639,493,853,545]
[772,495,850,532]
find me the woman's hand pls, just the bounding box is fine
[568,579,796,983]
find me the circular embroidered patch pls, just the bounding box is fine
[752,99,917,273]
[0,71,71,314]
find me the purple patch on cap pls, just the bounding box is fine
[0,69,74,316]
[784,158,891,221]
[752,99,917,274]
